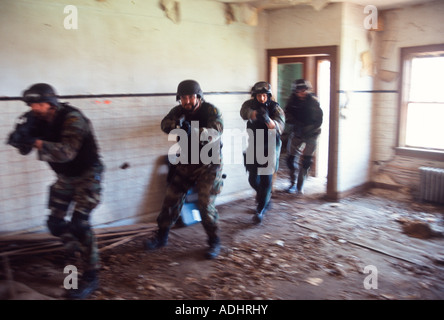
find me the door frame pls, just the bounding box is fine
[267,45,339,200]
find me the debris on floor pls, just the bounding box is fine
[1,174,444,300]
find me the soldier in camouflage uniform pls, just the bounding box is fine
[240,82,285,224]
[20,83,104,299]
[284,79,323,194]
[144,80,224,259]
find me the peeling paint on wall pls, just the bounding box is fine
[159,0,180,23]
[224,3,236,24]
[360,50,375,77]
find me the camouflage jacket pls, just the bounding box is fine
[240,98,285,136]
[161,101,223,165]
[38,103,102,176]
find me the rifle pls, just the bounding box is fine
[6,111,45,155]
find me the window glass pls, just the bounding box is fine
[409,57,444,102]
[404,55,444,150]
[405,102,444,149]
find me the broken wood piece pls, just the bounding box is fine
[99,233,145,253]
[0,224,155,257]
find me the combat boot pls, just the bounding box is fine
[286,155,297,194]
[287,182,297,194]
[297,168,308,194]
[252,206,267,224]
[67,270,99,300]
[144,228,169,251]
[287,169,297,193]
[252,211,263,224]
[253,198,272,224]
[205,236,221,260]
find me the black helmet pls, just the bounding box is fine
[176,80,203,101]
[292,79,311,92]
[23,83,59,107]
[251,81,272,97]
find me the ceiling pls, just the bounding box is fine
[216,0,434,11]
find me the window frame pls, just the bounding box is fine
[396,44,444,161]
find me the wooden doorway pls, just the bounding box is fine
[267,46,339,200]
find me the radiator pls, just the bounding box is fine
[419,167,444,204]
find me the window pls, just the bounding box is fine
[397,44,444,159]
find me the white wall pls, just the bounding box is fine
[2,0,443,233]
[0,0,267,95]
[266,3,342,48]
[0,0,264,233]
[267,1,444,194]
[266,4,342,196]
[336,3,374,193]
[267,2,374,194]
[372,0,444,189]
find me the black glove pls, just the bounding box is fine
[180,120,191,136]
[6,111,43,155]
[7,133,34,155]
[255,108,270,124]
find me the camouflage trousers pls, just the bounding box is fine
[48,164,103,271]
[286,132,320,183]
[287,132,320,159]
[157,163,223,238]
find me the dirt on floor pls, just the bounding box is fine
[1,172,444,301]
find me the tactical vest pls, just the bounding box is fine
[44,103,99,176]
[179,102,223,165]
[285,94,321,126]
[245,100,281,169]
[246,100,280,149]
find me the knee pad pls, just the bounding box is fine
[47,215,70,237]
[70,211,92,242]
[301,156,313,170]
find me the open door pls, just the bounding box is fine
[268,46,339,200]
[277,57,306,151]
[277,57,306,108]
